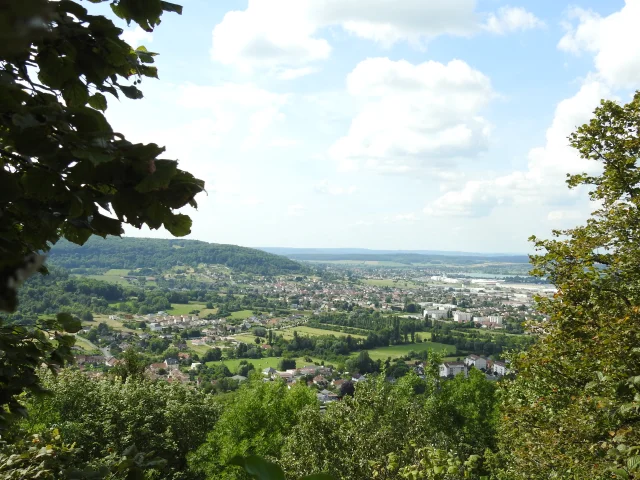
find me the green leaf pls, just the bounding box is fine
[229,455,285,480]
[88,93,108,112]
[163,213,191,237]
[135,159,177,193]
[119,85,144,99]
[161,1,183,14]
[57,0,88,18]
[56,313,81,333]
[91,212,123,236]
[300,475,335,480]
[62,81,89,107]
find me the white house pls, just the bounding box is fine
[190,362,202,370]
[439,362,467,378]
[488,315,504,325]
[453,312,472,322]
[464,354,487,370]
[149,322,162,332]
[493,361,508,376]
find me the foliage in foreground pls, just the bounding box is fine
[0,0,203,426]
[17,369,221,479]
[494,92,640,479]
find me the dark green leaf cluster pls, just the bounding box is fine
[0,0,204,313]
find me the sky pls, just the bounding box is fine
[99,0,639,253]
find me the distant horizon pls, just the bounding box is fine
[116,233,530,257]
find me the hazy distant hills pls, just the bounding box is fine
[49,237,307,275]
[258,248,530,266]
[259,247,525,257]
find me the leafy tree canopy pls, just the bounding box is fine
[495,92,640,479]
[0,0,202,427]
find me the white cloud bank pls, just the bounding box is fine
[330,58,494,174]
[424,80,610,217]
[210,0,542,72]
[558,0,640,88]
[483,6,545,35]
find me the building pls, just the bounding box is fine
[493,361,508,376]
[488,315,504,325]
[424,309,449,320]
[453,312,472,322]
[439,362,467,377]
[464,354,487,370]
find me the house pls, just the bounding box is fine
[493,361,508,376]
[149,362,168,372]
[313,375,327,385]
[439,362,467,378]
[190,362,202,370]
[75,355,106,366]
[165,358,179,371]
[351,373,366,383]
[105,357,120,367]
[464,354,487,370]
[488,315,504,325]
[263,367,277,376]
[453,312,472,322]
[149,323,162,332]
[231,375,248,382]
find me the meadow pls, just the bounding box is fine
[362,342,456,361]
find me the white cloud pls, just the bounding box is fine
[330,58,494,174]
[209,0,484,72]
[547,210,582,222]
[121,26,153,46]
[483,6,545,35]
[277,67,320,80]
[176,83,289,150]
[424,80,611,217]
[314,180,357,195]
[558,1,640,88]
[287,204,306,217]
[211,1,331,72]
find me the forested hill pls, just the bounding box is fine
[48,237,307,275]
[282,252,530,265]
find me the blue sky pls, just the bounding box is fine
[100,0,638,253]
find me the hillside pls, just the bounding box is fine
[48,237,307,275]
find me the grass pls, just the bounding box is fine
[205,356,321,373]
[363,342,455,361]
[278,325,367,340]
[77,269,158,287]
[169,303,206,315]
[73,335,101,353]
[228,310,254,320]
[85,315,137,333]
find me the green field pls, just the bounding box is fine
[228,310,254,320]
[364,342,455,361]
[278,325,367,340]
[84,315,137,333]
[73,335,101,353]
[205,356,321,373]
[78,269,158,286]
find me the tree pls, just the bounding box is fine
[495,92,640,479]
[22,369,220,479]
[189,379,317,479]
[0,0,204,426]
[109,348,146,383]
[279,358,296,371]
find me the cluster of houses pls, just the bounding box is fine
[260,364,367,403]
[439,354,509,378]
